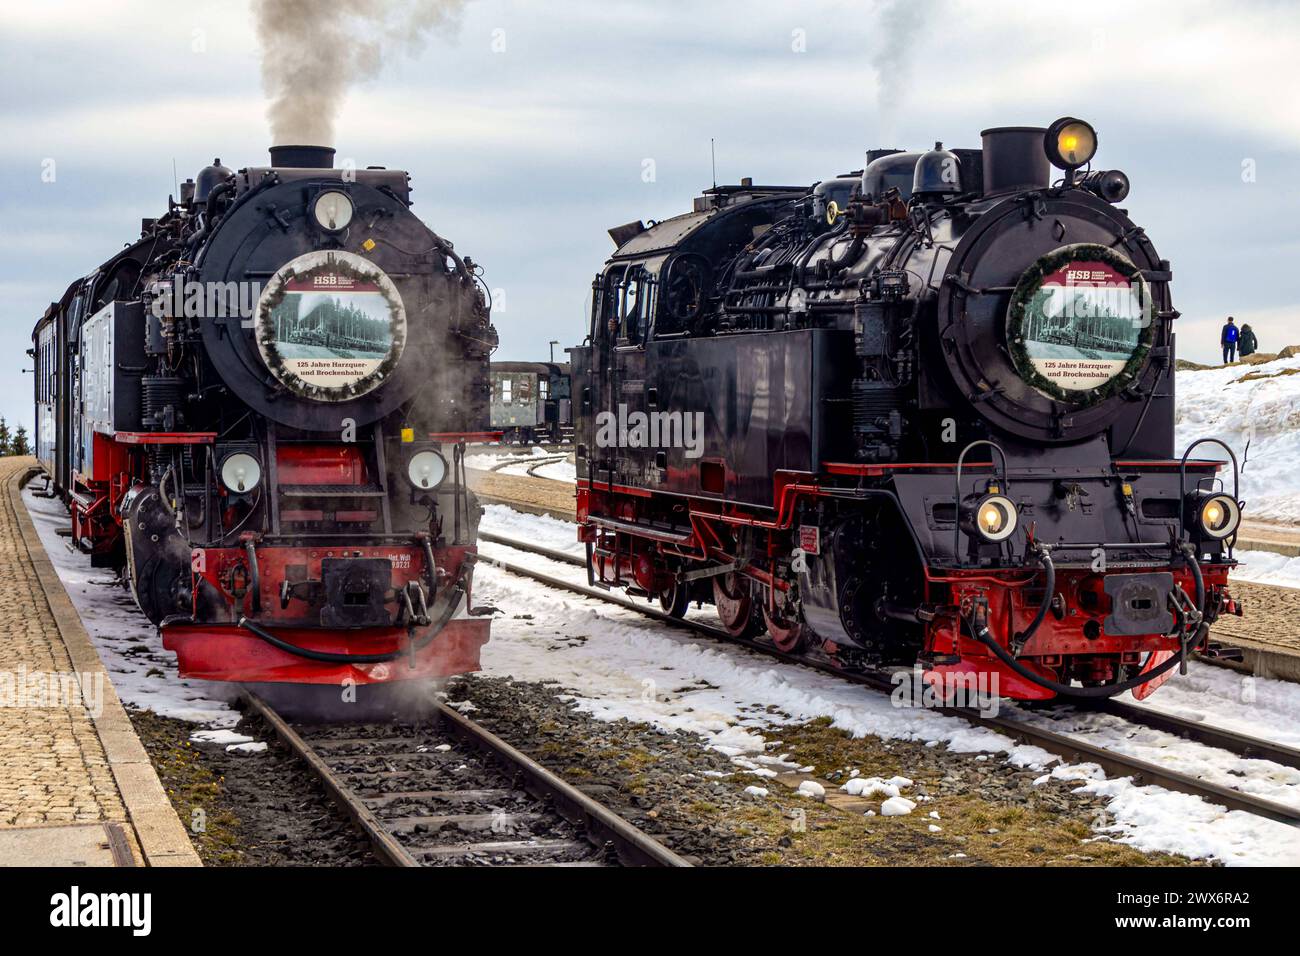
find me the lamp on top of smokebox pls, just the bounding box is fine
[1044,117,1098,184]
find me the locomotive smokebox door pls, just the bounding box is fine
[321,558,394,628]
[1103,572,1174,636]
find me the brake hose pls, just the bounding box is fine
[1011,548,1055,652]
[967,614,1187,699]
[967,546,1206,699]
[236,566,469,664]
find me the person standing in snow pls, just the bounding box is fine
[1239,322,1258,358]
[1221,316,1239,364]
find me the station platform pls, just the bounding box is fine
[467,466,578,523]
[0,456,199,867]
[1239,518,1300,558]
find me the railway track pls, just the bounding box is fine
[244,691,690,867]
[477,529,1300,828]
[486,454,569,476]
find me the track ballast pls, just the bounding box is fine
[245,692,690,867]
[478,529,1300,828]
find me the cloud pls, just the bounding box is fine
[0,0,1296,432]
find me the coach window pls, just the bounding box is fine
[501,378,512,405]
[539,378,549,400]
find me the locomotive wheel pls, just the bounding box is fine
[658,579,690,619]
[713,573,761,638]
[762,600,806,654]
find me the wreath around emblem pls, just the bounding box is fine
[1005,242,1153,405]
[255,250,407,403]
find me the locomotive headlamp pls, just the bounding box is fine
[1045,117,1098,171]
[1081,168,1130,204]
[220,453,262,494]
[962,493,1019,543]
[406,449,448,491]
[1192,491,1240,540]
[312,190,354,232]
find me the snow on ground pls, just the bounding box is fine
[21,486,238,726]
[1229,547,1300,589]
[1177,356,1300,523]
[481,504,585,557]
[1119,660,1300,750]
[529,458,578,483]
[465,445,576,483]
[477,503,1300,864]
[20,461,1300,862]
[1008,695,1300,812]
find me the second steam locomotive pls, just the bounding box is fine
[32,144,499,686]
[571,118,1242,701]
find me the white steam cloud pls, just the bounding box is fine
[252,0,468,146]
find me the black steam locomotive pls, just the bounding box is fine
[571,118,1242,701]
[31,144,498,686]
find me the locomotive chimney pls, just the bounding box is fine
[268,145,336,169]
[980,127,1050,195]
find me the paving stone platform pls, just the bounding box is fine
[0,456,199,866]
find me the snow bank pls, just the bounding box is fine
[1176,357,1300,523]
[465,447,576,483]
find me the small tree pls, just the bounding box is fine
[0,418,11,457]
[12,425,30,457]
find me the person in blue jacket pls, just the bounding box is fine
[1221,316,1239,363]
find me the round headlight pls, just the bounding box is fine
[1045,117,1098,170]
[406,450,447,490]
[220,453,262,494]
[312,190,354,232]
[968,494,1018,543]
[1197,494,1240,540]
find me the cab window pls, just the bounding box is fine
[598,267,624,343]
[618,268,654,346]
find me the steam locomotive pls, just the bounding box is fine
[31,144,499,686]
[570,118,1243,701]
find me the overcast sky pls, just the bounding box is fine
[1,0,1297,433]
